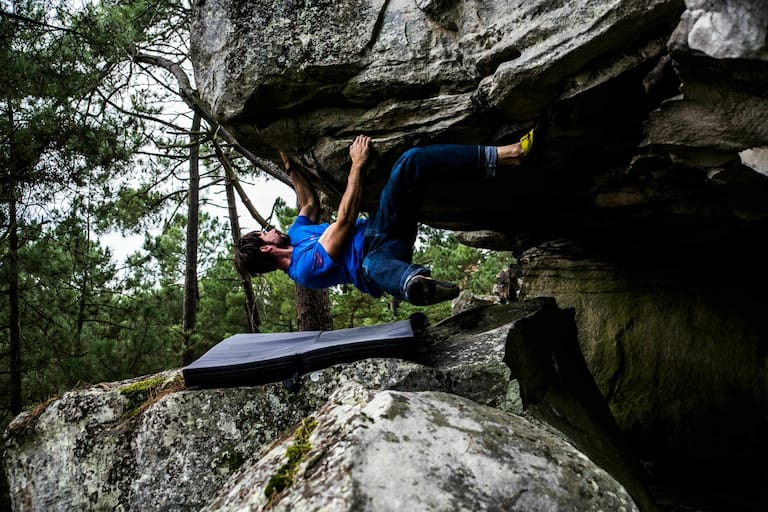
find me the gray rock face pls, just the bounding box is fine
[10,303,601,511]
[190,0,768,257]
[192,0,387,122]
[204,384,639,512]
[4,300,657,511]
[3,371,328,511]
[679,0,768,60]
[517,240,768,509]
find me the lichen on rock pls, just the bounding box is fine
[204,383,640,512]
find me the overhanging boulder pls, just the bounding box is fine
[190,0,768,257]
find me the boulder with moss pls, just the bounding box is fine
[4,299,653,511]
[203,383,639,512]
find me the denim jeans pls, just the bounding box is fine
[361,144,498,301]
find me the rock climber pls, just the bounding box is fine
[234,130,538,306]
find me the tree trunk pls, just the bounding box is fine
[295,200,333,331]
[74,202,90,355]
[7,106,22,415]
[296,286,333,331]
[8,180,22,415]
[224,166,260,332]
[181,112,201,365]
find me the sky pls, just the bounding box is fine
[103,174,295,263]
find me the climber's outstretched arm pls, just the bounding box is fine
[318,135,370,260]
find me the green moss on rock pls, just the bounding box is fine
[119,376,167,418]
[381,393,410,420]
[264,417,318,499]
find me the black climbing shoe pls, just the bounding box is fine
[406,276,460,306]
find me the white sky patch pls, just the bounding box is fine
[102,175,295,263]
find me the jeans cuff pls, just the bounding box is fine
[480,145,497,178]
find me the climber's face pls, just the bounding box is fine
[257,228,291,249]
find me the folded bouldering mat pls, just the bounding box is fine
[183,313,428,388]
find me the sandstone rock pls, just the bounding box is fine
[450,289,496,314]
[4,302,549,511]
[2,371,327,511]
[677,0,768,60]
[190,0,768,261]
[5,300,656,511]
[203,383,639,512]
[517,240,768,509]
[740,146,768,176]
[190,0,680,186]
[455,229,518,251]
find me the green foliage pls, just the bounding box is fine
[273,197,296,231]
[0,0,201,430]
[331,287,399,328]
[192,255,255,357]
[94,184,168,234]
[252,270,299,332]
[415,226,512,295]
[135,212,229,287]
[2,214,186,403]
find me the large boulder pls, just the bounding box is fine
[3,300,654,511]
[190,0,768,254]
[204,384,638,511]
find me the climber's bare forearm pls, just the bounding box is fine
[319,135,370,260]
[280,150,319,223]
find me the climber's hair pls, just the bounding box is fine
[234,231,278,276]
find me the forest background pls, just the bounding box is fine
[0,0,513,435]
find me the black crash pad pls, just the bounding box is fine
[183,313,428,388]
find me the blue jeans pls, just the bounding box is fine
[361,144,498,301]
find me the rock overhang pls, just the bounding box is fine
[191,0,768,257]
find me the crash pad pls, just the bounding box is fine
[183,313,428,388]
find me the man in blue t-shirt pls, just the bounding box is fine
[235,130,536,306]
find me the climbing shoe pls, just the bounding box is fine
[519,120,547,160]
[519,127,535,156]
[406,276,460,306]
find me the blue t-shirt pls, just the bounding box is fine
[286,216,380,296]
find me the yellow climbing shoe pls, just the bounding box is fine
[519,127,535,157]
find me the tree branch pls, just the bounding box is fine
[97,90,189,132]
[0,10,83,36]
[132,52,291,187]
[212,140,271,229]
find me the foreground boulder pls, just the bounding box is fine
[204,384,638,511]
[3,300,649,511]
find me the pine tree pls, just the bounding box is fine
[1,0,148,416]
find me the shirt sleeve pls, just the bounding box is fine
[288,215,312,238]
[311,241,336,272]
[286,219,340,288]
